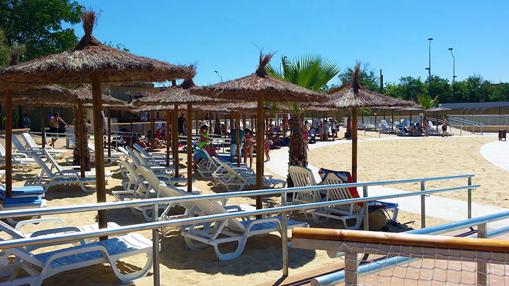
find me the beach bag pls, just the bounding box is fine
[318,168,360,197]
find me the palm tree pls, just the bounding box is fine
[266,56,339,183]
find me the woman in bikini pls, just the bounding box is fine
[243,128,255,169]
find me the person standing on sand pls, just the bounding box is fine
[48,112,68,147]
[243,129,255,168]
[442,116,449,137]
[178,113,185,135]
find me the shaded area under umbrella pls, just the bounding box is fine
[0,11,194,232]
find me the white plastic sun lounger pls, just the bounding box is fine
[168,186,308,260]
[0,143,36,166]
[288,166,321,203]
[43,149,110,178]
[113,159,154,202]
[212,158,285,191]
[0,233,152,285]
[30,153,95,192]
[316,173,398,229]
[21,132,67,156]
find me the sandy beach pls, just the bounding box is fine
[4,133,505,285]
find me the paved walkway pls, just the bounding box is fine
[480,140,509,172]
[265,135,509,229]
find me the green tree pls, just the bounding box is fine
[337,64,379,91]
[0,28,9,66]
[0,0,84,61]
[428,76,451,103]
[266,55,339,176]
[490,83,509,101]
[385,76,427,101]
[453,76,492,102]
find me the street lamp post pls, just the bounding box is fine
[214,70,223,82]
[448,48,456,98]
[426,38,433,98]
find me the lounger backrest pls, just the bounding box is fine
[21,133,38,150]
[133,144,149,157]
[42,149,63,172]
[0,143,5,157]
[141,166,246,232]
[87,142,95,152]
[117,146,129,156]
[32,153,54,177]
[321,173,354,201]
[288,166,319,202]
[139,166,165,193]
[12,135,27,153]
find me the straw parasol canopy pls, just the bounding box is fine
[193,54,323,102]
[196,53,325,210]
[0,11,194,230]
[7,85,127,108]
[132,79,219,107]
[133,78,220,193]
[0,16,194,87]
[326,63,413,182]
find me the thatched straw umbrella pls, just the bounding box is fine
[195,53,323,209]
[322,64,413,181]
[4,85,127,182]
[0,11,194,230]
[133,79,219,193]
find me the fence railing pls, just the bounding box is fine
[305,210,509,286]
[0,174,478,285]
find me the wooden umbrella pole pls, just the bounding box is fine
[186,103,193,192]
[40,106,46,149]
[107,108,112,158]
[4,90,13,198]
[165,109,171,167]
[351,107,358,182]
[173,105,179,177]
[195,111,199,136]
[150,111,155,134]
[242,114,246,131]
[236,112,241,167]
[255,95,264,210]
[391,109,395,133]
[77,103,86,178]
[91,77,107,231]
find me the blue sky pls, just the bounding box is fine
[75,0,509,86]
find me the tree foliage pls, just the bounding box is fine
[336,63,380,91]
[386,75,509,103]
[0,28,9,66]
[0,0,84,61]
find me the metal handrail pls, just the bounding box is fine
[0,184,479,250]
[0,174,475,220]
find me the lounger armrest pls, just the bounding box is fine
[56,169,80,175]
[15,217,65,231]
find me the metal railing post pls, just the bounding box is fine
[420,181,426,228]
[281,193,289,277]
[345,251,359,286]
[152,203,160,286]
[477,223,487,286]
[363,186,369,231]
[468,177,472,219]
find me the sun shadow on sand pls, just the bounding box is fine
[158,230,316,276]
[43,185,96,200]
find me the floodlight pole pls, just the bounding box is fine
[448,47,456,98]
[427,38,433,98]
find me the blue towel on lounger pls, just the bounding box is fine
[2,196,44,208]
[0,185,44,199]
